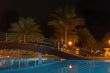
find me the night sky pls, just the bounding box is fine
[0,0,110,40]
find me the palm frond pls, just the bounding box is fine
[9,17,44,42]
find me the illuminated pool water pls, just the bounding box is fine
[0,57,60,72]
[1,59,110,73]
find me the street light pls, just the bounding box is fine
[68,41,72,46]
[108,40,110,45]
[67,41,73,54]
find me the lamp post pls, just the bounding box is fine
[68,41,72,46]
[68,41,73,54]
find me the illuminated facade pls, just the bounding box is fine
[104,48,110,56]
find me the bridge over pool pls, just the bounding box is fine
[0,33,92,59]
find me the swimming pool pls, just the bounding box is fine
[0,57,61,72]
[1,59,110,73]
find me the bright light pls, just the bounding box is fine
[69,65,72,69]
[109,40,110,44]
[68,41,72,46]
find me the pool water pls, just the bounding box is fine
[35,60,110,73]
[0,58,60,72]
[1,59,110,73]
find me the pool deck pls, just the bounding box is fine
[86,56,110,60]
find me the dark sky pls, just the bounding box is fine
[0,0,110,40]
[77,0,110,40]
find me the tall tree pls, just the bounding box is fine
[9,17,43,42]
[48,6,84,46]
[77,28,97,50]
[103,32,110,48]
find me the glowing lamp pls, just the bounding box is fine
[109,40,110,44]
[68,41,72,46]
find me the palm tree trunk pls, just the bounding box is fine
[65,28,68,48]
[23,35,26,43]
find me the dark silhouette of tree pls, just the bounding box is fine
[103,32,110,48]
[77,28,97,50]
[9,17,43,42]
[48,6,84,46]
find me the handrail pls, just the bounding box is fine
[0,32,97,59]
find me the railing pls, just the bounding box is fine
[56,46,97,59]
[0,32,57,49]
[0,32,97,59]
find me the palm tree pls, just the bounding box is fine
[9,17,43,43]
[77,28,97,50]
[48,6,84,47]
[103,32,110,48]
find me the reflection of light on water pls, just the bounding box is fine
[108,67,110,72]
[104,60,110,62]
[0,62,4,67]
[69,65,72,69]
